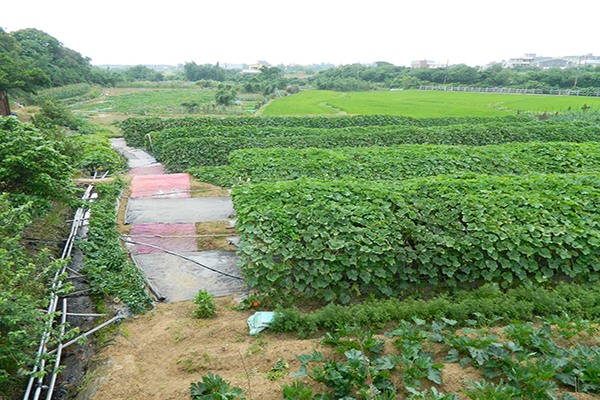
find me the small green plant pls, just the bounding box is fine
[190,372,245,399]
[462,379,517,399]
[193,289,216,318]
[281,380,315,400]
[408,387,459,399]
[267,359,289,381]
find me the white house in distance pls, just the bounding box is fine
[410,59,446,68]
[241,61,272,74]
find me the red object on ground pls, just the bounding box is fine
[128,223,198,254]
[130,173,191,199]
[128,165,165,176]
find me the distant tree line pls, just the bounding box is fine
[310,61,600,92]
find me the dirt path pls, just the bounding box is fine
[78,141,285,399]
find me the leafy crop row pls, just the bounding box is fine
[270,282,600,337]
[148,119,551,145]
[156,121,600,170]
[233,174,600,304]
[189,141,600,187]
[287,318,599,399]
[192,315,599,399]
[146,122,552,162]
[120,114,532,147]
[78,180,153,313]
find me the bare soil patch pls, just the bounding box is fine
[87,298,323,400]
[190,179,231,198]
[195,221,237,251]
[82,299,598,400]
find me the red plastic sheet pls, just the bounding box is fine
[130,173,190,199]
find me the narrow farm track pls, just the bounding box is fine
[74,140,272,399]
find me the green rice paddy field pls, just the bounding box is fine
[263,89,600,117]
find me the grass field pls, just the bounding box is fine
[73,88,262,115]
[263,90,600,117]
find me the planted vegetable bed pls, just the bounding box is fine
[155,121,600,170]
[120,114,532,148]
[233,174,600,304]
[190,141,600,186]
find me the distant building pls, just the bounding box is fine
[410,59,445,68]
[536,58,572,69]
[563,54,600,67]
[504,53,596,69]
[505,53,540,68]
[241,61,272,74]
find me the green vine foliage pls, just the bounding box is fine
[0,195,66,393]
[189,141,600,187]
[78,180,153,313]
[65,134,128,175]
[233,174,600,304]
[146,118,566,156]
[155,121,600,170]
[0,117,75,206]
[120,114,532,148]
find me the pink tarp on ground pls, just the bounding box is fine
[127,223,198,254]
[128,165,165,176]
[130,173,191,199]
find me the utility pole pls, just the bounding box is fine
[443,59,449,85]
[0,90,11,117]
[574,56,582,88]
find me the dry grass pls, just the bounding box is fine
[195,221,237,251]
[190,178,230,197]
[117,186,132,236]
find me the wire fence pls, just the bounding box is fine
[419,85,600,97]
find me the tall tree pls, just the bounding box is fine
[0,28,50,116]
[11,28,92,87]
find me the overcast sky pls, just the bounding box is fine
[3,0,599,68]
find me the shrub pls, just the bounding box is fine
[0,117,75,205]
[193,289,216,318]
[79,180,153,313]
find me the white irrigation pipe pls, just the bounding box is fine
[23,184,94,400]
[47,315,123,356]
[45,299,67,400]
